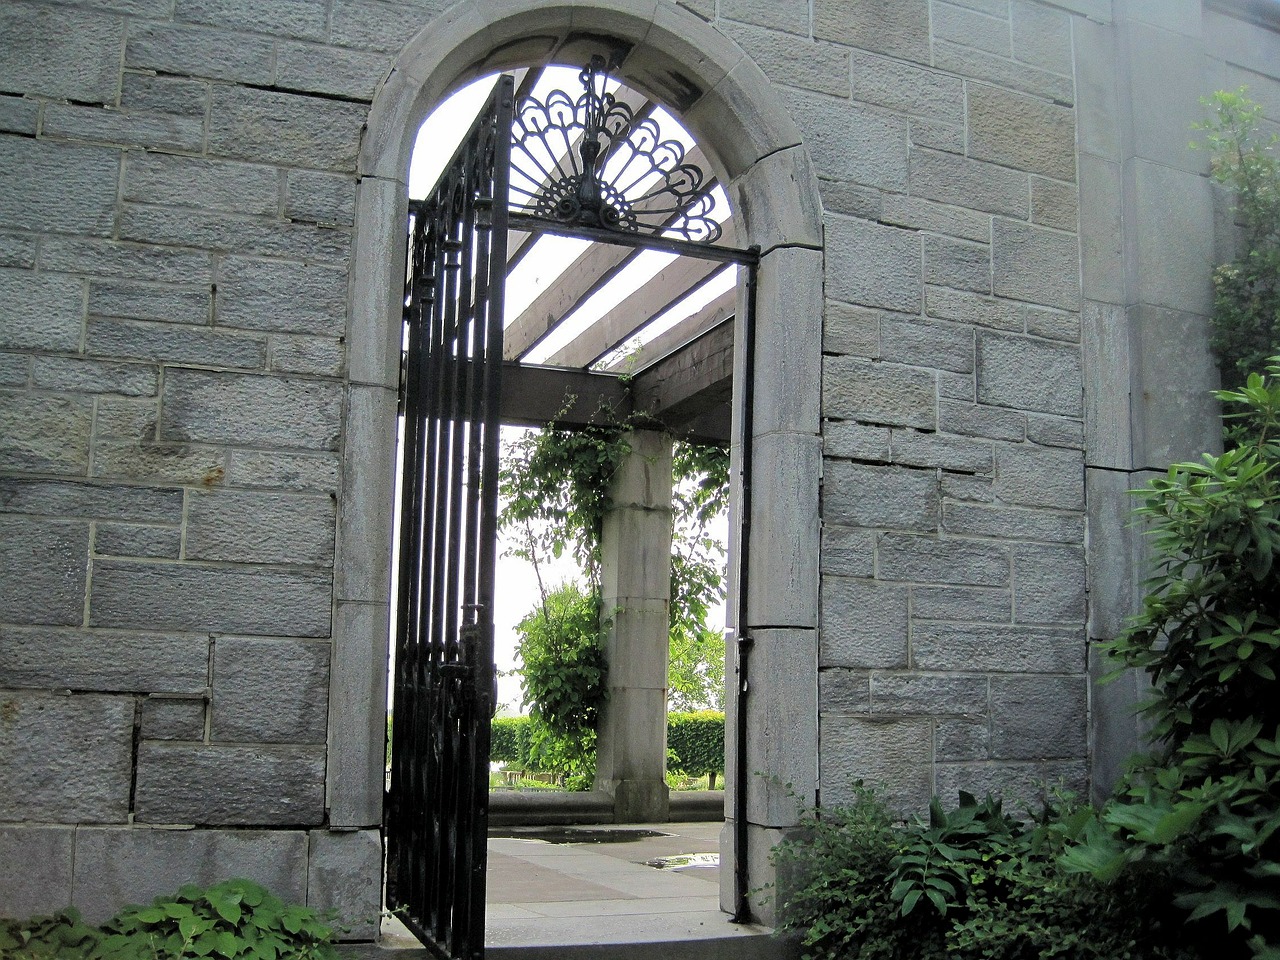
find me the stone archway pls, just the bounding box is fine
[330,0,824,922]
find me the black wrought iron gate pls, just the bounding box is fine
[386,75,514,960]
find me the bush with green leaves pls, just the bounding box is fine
[0,909,104,959]
[666,710,725,788]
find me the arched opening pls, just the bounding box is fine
[332,1,825,946]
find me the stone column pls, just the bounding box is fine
[594,429,673,823]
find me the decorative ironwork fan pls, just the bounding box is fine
[509,56,723,244]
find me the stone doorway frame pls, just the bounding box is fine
[329,0,825,923]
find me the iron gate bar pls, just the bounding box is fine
[505,210,756,264]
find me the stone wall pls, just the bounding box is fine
[1,0,1278,935]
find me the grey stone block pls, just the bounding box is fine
[0,477,181,523]
[72,827,307,924]
[0,692,132,822]
[880,195,990,243]
[0,94,39,136]
[269,336,345,377]
[819,715,931,815]
[944,501,1084,543]
[722,0,810,34]
[869,672,988,715]
[990,675,1086,760]
[1024,305,1080,342]
[783,88,908,190]
[1013,542,1085,624]
[40,237,214,285]
[1085,467,1143,640]
[819,668,871,713]
[942,473,996,503]
[817,178,884,219]
[329,0,453,51]
[87,317,266,371]
[925,286,1024,330]
[935,717,990,762]
[1130,304,1221,469]
[121,73,210,117]
[977,330,1082,416]
[750,244,822,436]
[820,576,909,668]
[938,400,1025,441]
[226,450,341,492]
[823,356,936,428]
[124,153,279,217]
[0,2,124,104]
[820,524,875,578]
[0,826,75,918]
[1124,21,1208,173]
[0,516,88,626]
[94,397,159,441]
[216,255,347,337]
[826,214,922,312]
[909,147,1029,219]
[1025,413,1085,449]
[161,368,342,451]
[32,357,157,397]
[824,422,891,461]
[89,441,226,487]
[967,83,1076,182]
[822,300,880,357]
[850,49,964,124]
[745,628,818,826]
[881,316,975,374]
[0,352,28,387]
[1,138,120,238]
[0,626,207,693]
[41,104,205,153]
[932,39,1074,105]
[286,170,357,227]
[186,489,335,567]
[909,118,966,154]
[824,460,940,531]
[0,268,84,352]
[922,234,991,294]
[1011,1,1073,76]
[913,584,1012,623]
[126,23,274,84]
[993,444,1084,510]
[723,21,850,98]
[1079,156,1123,303]
[208,86,366,173]
[140,697,206,740]
[992,218,1081,311]
[326,600,389,828]
[814,0,931,65]
[308,830,382,938]
[334,384,397,604]
[877,532,1009,585]
[91,560,332,638]
[0,232,38,269]
[1073,16,1120,161]
[746,432,820,628]
[932,2,1011,56]
[95,522,181,559]
[912,623,1085,673]
[134,741,325,825]
[178,0,328,40]
[942,372,975,400]
[889,429,993,473]
[211,636,329,744]
[89,280,211,326]
[1128,160,1215,316]
[935,759,1087,807]
[1030,176,1079,232]
[119,203,351,264]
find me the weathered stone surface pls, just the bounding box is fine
[909,118,965,154]
[909,148,1029,219]
[784,89,908,190]
[89,280,211,326]
[820,577,909,668]
[0,268,84,352]
[124,153,278,216]
[889,429,993,473]
[126,22,274,84]
[94,397,159,441]
[326,600,388,827]
[87,317,266,370]
[1125,21,1210,172]
[186,489,335,566]
[0,352,28,386]
[140,698,206,740]
[226,450,340,492]
[118,203,351,264]
[819,668,871,713]
[850,49,964,123]
[746,628,819,826]
[0,2,124,104]
[925,286,1023,330]
[0,94,40,136]
[814,0,930,65]
[821,524,875,578]
[823,356,936,428]
[824,460,939,531]
[1079,156,1123,303]
[160,368,342,451]
[72,827,308,923]
[993,445,1084,510]
[91,441,225,487]
[1011,1,1072,76]
[1013,542,1085,624]
[328,0,453,50]
[922,234,991,294]
[285,170,357,227]
[944,501,1083,543]
[177,0,328,41]
[992,218,1080,311]
[932,2,1011,56]
[207,86,366,172]
[938,400,1025,441]
[91,561,331,637]
[1024,305,1079,342]
[95,522,181,559]
[211,636,329,744]
[820,716,931,814]
[719,21,849,98]
[42,103,205,153]
[990,675,1087,760]
[817,178,883,219]
[216,256,347,336]
[0,232,38,269]
[134,742,325,825]
[913,623,1085,673]
[0,826,74,917]
[932,39,1074,105]
[0,626,208,693]
[0,693,133,822]
[0,477,180,522]
[32,358,157,397]
[823,300,880,357]
[967,83,1076,181]
[269,335,345,377]
[1129,161,1215,316]
[935,759,1086,807]
[880,195,990,243]
[120,73,210,117]
[977,330,1082,416]
[334,384,398,604]
[935,718,990,761]
[1030,176,1078,232]
[913,584,1011,622]
[824,422,891,461]
[880,316,975,374]
[721,0,810,34]
[41,237,214,285]
[870,672,988,715]
[1025,413,1084,449]
[0,516,88,627]
[877,533,1008,585]
[308,830,382,938]
[275,41,391,100]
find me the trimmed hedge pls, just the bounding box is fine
[491,715,534,765]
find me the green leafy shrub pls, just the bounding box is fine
[0,909,103,959]
[667,710,725,787]
[490,715,533,766]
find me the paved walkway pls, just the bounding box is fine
[379,822,776,952]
